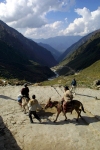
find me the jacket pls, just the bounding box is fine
[63,90,73,102]
[21,87,29,96]
[28,99,42,111]
[71,79,76,86]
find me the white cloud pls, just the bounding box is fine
[62,7,100,36]
[25,7,100,39]
[0,1,100,39]
[0,0,75,28]
[24,21,63,39]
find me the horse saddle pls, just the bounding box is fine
[63,101,73,112]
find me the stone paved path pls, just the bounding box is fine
[0,86,100,150]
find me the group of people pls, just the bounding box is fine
[17,78,77,123]
[17,83,42,123]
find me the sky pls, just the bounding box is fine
[0,0,100,39]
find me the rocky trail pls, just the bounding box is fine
[0,85,100,150]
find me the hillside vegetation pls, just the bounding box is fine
[42,60,100,88]
[58,29,100,62]
[56,31,100,76]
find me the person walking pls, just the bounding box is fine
[28,95,42,123]
[70,78,77,94]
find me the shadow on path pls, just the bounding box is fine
[76,93,96,99]
[39,117,88,126]
[0,95,16,101]
[0,116,22,150]
[82,115,100,125]
[37,109,88,126]
[37,109,55,117]
[37,108,100,126]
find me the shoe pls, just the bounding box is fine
[30,120,33,123]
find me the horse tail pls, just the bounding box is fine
[81,103,86,113]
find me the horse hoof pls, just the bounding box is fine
[64,119,67,121]
[53,120,56,123]
[76,119,78,122]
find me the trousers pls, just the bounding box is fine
[29,111,40,122]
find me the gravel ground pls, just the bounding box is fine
[0,85,100,150]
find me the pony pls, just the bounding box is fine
[21,96,30,114]
[44,98,86,122]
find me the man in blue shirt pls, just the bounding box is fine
[70,78,77,94]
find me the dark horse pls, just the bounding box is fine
[45,98,86,122]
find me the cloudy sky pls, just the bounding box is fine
[0,0,100,39]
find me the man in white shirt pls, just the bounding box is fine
[28,95,42,123]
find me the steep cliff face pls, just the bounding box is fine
[0,20,57,67]
[0,20,56,82]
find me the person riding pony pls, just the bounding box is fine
[45,86,86,122]
[20,83,30,113]
[21,83,30,99]
[61,85,73,113]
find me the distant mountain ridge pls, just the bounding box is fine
[33,35,82,53]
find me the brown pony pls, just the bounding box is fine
[21,97,29,114]
[45,98,86,122]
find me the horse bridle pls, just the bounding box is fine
[47,101,53,108]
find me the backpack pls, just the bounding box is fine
[72,80,76,86]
